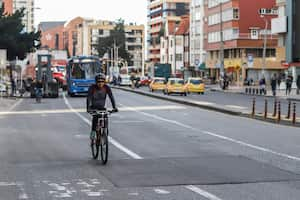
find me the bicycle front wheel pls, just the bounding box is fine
[91,131,100,159]
[100,128,108,164]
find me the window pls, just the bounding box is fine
[176,54,182,61]
[250,29,259,39]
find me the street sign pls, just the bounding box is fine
[247,54,253,68]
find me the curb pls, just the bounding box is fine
[113,86,300,128]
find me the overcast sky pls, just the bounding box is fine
[35,0,148,26]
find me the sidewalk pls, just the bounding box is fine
[0,97,19,112]
[208,85,300,101]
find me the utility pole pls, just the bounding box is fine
[261,15,268,77]
[219,1,224,79]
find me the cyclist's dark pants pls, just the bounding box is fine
[91,114,108,131]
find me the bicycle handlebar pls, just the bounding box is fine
[88,109,117,116]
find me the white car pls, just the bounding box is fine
[119,75,132,86]
[0,82,7,93]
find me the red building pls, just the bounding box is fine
[2,0,13,15]
[39,22,66,50]
[204,0,283,84]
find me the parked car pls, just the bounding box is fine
[164,78,187,96]
[119,75,132,86]
[139,76,151,86]
[185,77,205,94]
[0,81,7,93]
[149,77,166,92]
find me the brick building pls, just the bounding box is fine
[204,0,283,84]
[39,22,66,51]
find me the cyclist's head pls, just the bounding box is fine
[95,74,106,87]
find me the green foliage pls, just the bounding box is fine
[0,4,41,61]
[96,18,132,64]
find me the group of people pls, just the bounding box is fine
[270,74,300,96]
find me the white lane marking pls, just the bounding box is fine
[0,182,18,186]
[120,102,300,162]
[63,93,143,160]
[128,192,139,196]
[9,98,23,111]
[186,186,222,200]
[18,193,28,200]
[202,131,300,162]
[225,105,248,110]
[86,191,103,197]
[0,105,185,116]
[190,101,216,106]
[154,189,171,194]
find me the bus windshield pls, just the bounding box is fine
[71,62,100,79]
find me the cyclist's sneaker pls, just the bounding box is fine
[90,131,96,140]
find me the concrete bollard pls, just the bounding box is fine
[292,103,296,125]
[277,101,281,123]
[286,101,291,119]
[272,99,277,117]
[252,98,256,118]
[264,99,268,119]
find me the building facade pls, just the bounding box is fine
[205,0,282,84]
[2,0,35,32]
[76,19,145,71]
[147,0,190,64]
[39,22,66,51]
[160,15,190,76]
[190,0,206,75]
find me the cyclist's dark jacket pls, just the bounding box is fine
[87,84,116,110]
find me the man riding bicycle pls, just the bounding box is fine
[87,74,118,139]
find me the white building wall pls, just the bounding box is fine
[13,0,34,32]
[175,35,184,72]
[190,0,205,68]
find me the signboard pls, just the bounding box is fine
[0,49,7,69]
[247,54,254,68]
[271,16,287,34]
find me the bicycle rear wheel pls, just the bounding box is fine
[100,128,108,164]
[91,131,100,159]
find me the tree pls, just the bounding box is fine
[96,18,132,64]
[0,3,41,61]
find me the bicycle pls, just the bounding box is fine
[89,110,115,164]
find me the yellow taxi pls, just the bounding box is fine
[149,77,166,92]
[164,78,187,96]
[184,77,205,94]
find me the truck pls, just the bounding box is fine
[150,63,171,80]
[30,54,59,98]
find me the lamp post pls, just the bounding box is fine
[261,15,268,77]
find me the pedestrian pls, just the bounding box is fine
[259,77,266,95]
[286,75,292,95]
[277,75,281,88]
[297,75,300,95]
[271,74,277,96]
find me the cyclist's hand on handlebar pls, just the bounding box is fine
[112,108,118,113]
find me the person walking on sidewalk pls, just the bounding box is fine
[297,75,300,95]
[259,77,266,95]
[286,75,293,95]
[271,74,277,96]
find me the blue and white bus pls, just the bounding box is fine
[66,56,102,96]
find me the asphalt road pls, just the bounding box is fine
[1,90,300,199]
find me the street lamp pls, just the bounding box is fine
[260,15,268,77]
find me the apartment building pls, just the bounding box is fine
[76,20,144,69]
[2,0,35,32]
[205,0,282,84]
[161,15,190,76]
[190,0,206,75]
[272,0,300,81]
[147,0,190,64]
